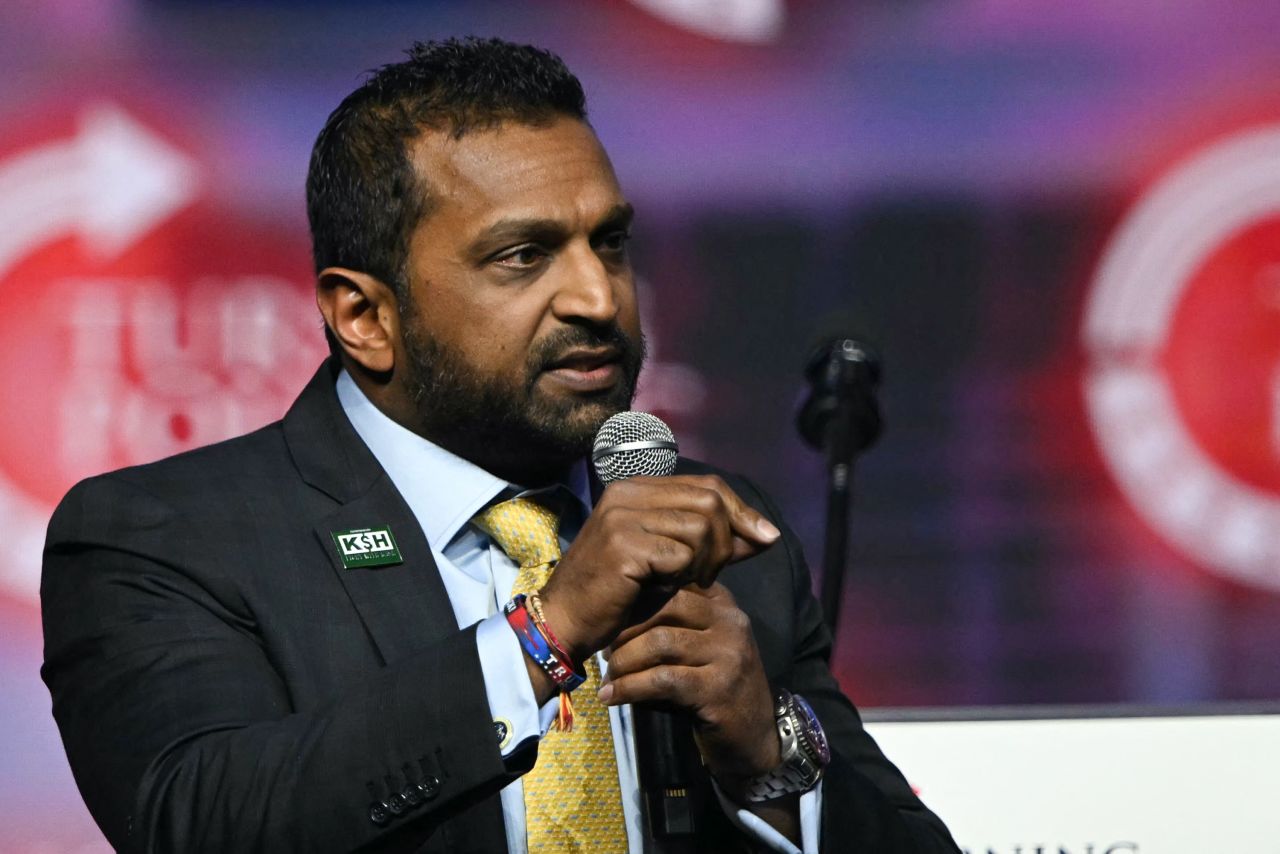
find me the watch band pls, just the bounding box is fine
[743,690,831,803]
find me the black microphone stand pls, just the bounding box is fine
[797,338,882,642]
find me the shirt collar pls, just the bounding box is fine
[335,370,591,549]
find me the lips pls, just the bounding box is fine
[542,347,624,391]
[545,346,622,373]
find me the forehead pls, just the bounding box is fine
[408,118,625,241]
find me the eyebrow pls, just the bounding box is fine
[470,203,635,258]
[591,203,635,238]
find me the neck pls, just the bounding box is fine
[449,445,574,489]
[344,358,585,488]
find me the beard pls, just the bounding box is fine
[400,310,646,482]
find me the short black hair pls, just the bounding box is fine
[306,37,589,353]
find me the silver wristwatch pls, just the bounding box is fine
[743,690,831,803]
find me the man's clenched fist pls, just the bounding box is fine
[539,474,780,666]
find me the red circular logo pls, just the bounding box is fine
[1084,123,1280,589]
[1163,216,1280,496]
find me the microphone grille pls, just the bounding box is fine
[592,411,679,483]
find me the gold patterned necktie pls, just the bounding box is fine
[473,496,628,853]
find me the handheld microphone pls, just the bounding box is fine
[592,411,678,480]
[592,412,698,844]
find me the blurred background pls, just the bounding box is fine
[2,0,1279,849]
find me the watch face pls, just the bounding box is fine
[793,695,831,765]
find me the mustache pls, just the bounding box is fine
[528,323,644,375]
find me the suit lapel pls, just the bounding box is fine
[313,476,459,664]
[284,362,509,853]
[284,361,458,664]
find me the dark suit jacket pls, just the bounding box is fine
[41,361,958,853]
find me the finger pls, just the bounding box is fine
[605,624,708,680]
[590,479,777,587]
[636,507,733,580]
[611,586,717,651]
[589,498,729,575]
[602,498,730,587]
[637,483,739,585]
[597,663,705,708]
[606,476,778,548]
[680,475,781,548]
[588,506,699,580]
[639,530,699,578]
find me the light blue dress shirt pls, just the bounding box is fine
[337,370,819,853]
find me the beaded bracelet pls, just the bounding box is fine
[504,595,586,693]
[525,592,582,731]
[526,592,575,669]
[526,592,587,733]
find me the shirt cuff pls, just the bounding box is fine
[711,779,824,854]
[475,611,561,757]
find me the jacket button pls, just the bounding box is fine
[369,801,391,826]
[403,785,423,807]
[387,792,409,815]
[417,776,441,800]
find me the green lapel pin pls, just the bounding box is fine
[331,525,403,569]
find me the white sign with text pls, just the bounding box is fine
[865,711,1280,854]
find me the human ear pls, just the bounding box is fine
[316,267,400,374]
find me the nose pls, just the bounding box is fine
[550,240,622,326]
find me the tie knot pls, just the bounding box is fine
[473,496,562,568]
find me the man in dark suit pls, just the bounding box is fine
[41,38,958,853]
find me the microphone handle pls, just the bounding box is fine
[589,466,701,848]
[625,584,702,847]
[633,705,700,847]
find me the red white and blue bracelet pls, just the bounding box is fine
[504,593,586,730]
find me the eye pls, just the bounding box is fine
[493,245,547,270]
[597,229,632,255]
